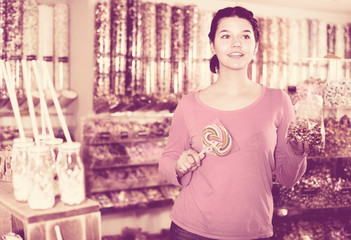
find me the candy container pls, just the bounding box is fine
[11,138,34,202]
[200,120,235,156]
[1,232,23,240]
[27,145,55,210]
[42,137,64,195]
[42,138,63,173]
[57,142,85,205]
[287,93,325,153]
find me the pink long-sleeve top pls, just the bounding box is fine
[159,86,307,239]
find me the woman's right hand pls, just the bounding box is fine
[175,149,205,178]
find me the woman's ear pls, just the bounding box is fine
[210,41,215,55]
[254,42,259,55]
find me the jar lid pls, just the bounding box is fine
[13,138,34,148]
[59,142,81,150]
[43,138,64,146]
[13,137,33,144]
[28,145,50,153]
[38,134,52,142]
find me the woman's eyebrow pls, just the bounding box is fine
[219,29,252,34]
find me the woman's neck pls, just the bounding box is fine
[214,68,252,94]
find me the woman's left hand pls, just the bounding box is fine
[288,139,310,155]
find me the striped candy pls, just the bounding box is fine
[201,121,232,156]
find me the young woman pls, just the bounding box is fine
[159,6,308,240]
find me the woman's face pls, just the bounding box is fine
[211,17,258,72]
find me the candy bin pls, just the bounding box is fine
[27,145,55,210]
[11,138,34,202]
[57,142,85,205]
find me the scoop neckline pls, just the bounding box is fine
[195,85,266,113]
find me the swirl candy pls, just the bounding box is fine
[201,121,233,156]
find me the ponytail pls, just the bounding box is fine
[210,54,219,73]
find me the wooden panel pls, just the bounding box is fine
[53,216,84,240]
[0,206,11,236]
[27,223,46,240]
[11,215,25,238]
[25,213,101,240]
[0,181,100,224]
[85,212,101,240]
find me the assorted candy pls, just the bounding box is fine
[82,114,172,144]
[287,92,325,154]
[287,119,324,154]
[90,185,180,210]
[324,79,351,107]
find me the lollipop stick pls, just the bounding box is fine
[1,60,26,139]
[199,141,216,156]
[31,60,55,138]
[41,60,72,143]
[22,60,40,145]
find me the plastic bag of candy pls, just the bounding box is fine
[287,92,325,154]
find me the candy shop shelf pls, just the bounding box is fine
[83,135,169,146]
[82,137,167,169]
[88,180,168,194]
[307,155,351,160]
[87,160,160,170]
[89,184,179,213]
[274,206,351,218]
[323,106,351,118]
[81,112,172,146]
[272,152,351,221]
[98,198,174,214]
[0,109,76,133]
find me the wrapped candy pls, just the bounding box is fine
[287,92,325,153]
[200,120,238,156]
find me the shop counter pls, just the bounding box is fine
[0,180,101,240]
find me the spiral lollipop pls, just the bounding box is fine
[200,121,233,156]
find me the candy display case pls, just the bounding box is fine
[275,60,351,239]
[81,112,180,212]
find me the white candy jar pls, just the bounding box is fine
[27,145,55,210]
[11,138,34,202]
[42,138,64,174]
[42,138,64,196]
[57,142,85,205]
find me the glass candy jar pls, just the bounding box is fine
[57,142,85,205]
[27,146,55,210]
[42,138,64,196]
[42,138,64,173]
[11,138,34,202]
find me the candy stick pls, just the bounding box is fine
[22,59,40,145]
[1,60,26,139]
[198,141,217,156]
[31,60,55,138]
[41,60,72,143]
